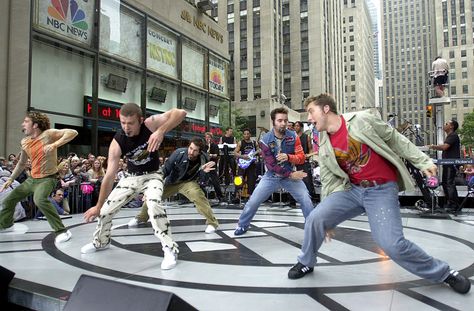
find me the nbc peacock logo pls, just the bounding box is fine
[46,0,89,40]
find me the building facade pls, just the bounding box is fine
[367,0,382,80]
[0,0,230,157]
[212,0,345,128]
[343,0,375,112]
[382,0,436,144]
[434,0,474,126]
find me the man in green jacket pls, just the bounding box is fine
[288,94,470,295]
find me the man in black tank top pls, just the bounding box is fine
[234,128,258,201]
[81,103,186,270]
[219,127,237,185]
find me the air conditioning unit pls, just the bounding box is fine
[105,74,128,93]
[149,87,167,103]
[209,104,219,117]
[183,97,197,111]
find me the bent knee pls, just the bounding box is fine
[377,238,409,259]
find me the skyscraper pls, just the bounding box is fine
[382,0,436,143]
[367,0,382,80]
[213,0,345,115]
[433,0,474,127]
[343,0,375,112]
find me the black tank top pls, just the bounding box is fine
[113,123,160,174]
[241,140,255,155]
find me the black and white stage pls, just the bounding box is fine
[1,202,473,310]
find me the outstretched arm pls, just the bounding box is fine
[144,108,187,152]
[428,143,450,151]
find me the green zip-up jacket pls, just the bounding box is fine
[319,110,434,200]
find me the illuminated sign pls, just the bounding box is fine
[84,97,121,121]
[210,126,222,136]
[84,97,224,136]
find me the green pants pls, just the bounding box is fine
[136,181,219,228]
[0,176,66,233]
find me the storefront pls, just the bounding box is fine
[0,0,230,157]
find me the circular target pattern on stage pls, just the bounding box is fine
[45,206,474,298]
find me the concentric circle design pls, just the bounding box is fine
[45,205,474,299]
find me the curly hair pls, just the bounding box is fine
[27,111,51,131]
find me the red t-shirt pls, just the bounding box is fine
[329,116,398,185]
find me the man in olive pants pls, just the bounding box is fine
[129,138,219,233]
[0,112,77,243]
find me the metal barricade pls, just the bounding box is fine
[67,183,93,214]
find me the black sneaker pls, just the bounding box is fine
[444,270,471,294]
[234,226,249,236]
[288,262,314,279]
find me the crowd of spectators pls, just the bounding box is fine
[0,152,137,219]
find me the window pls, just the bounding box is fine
[31,39,93,125]
[182,41,205,88]
[100,1,144,65]
[147,22,178,79]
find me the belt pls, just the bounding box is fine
[356,179,387,188]
[129,170,158,176]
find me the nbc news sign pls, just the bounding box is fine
[35,0,94,46]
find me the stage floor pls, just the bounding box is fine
[1,202,473,311]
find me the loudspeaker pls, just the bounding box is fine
[64,275,197,311]
[0,265,15,305]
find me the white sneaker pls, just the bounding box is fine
[205,224,216,234]
[81,242,110,254]
[0,225,15,233]
[55,230,72,243]
[128,218,146,227]
[161,246,177,270]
